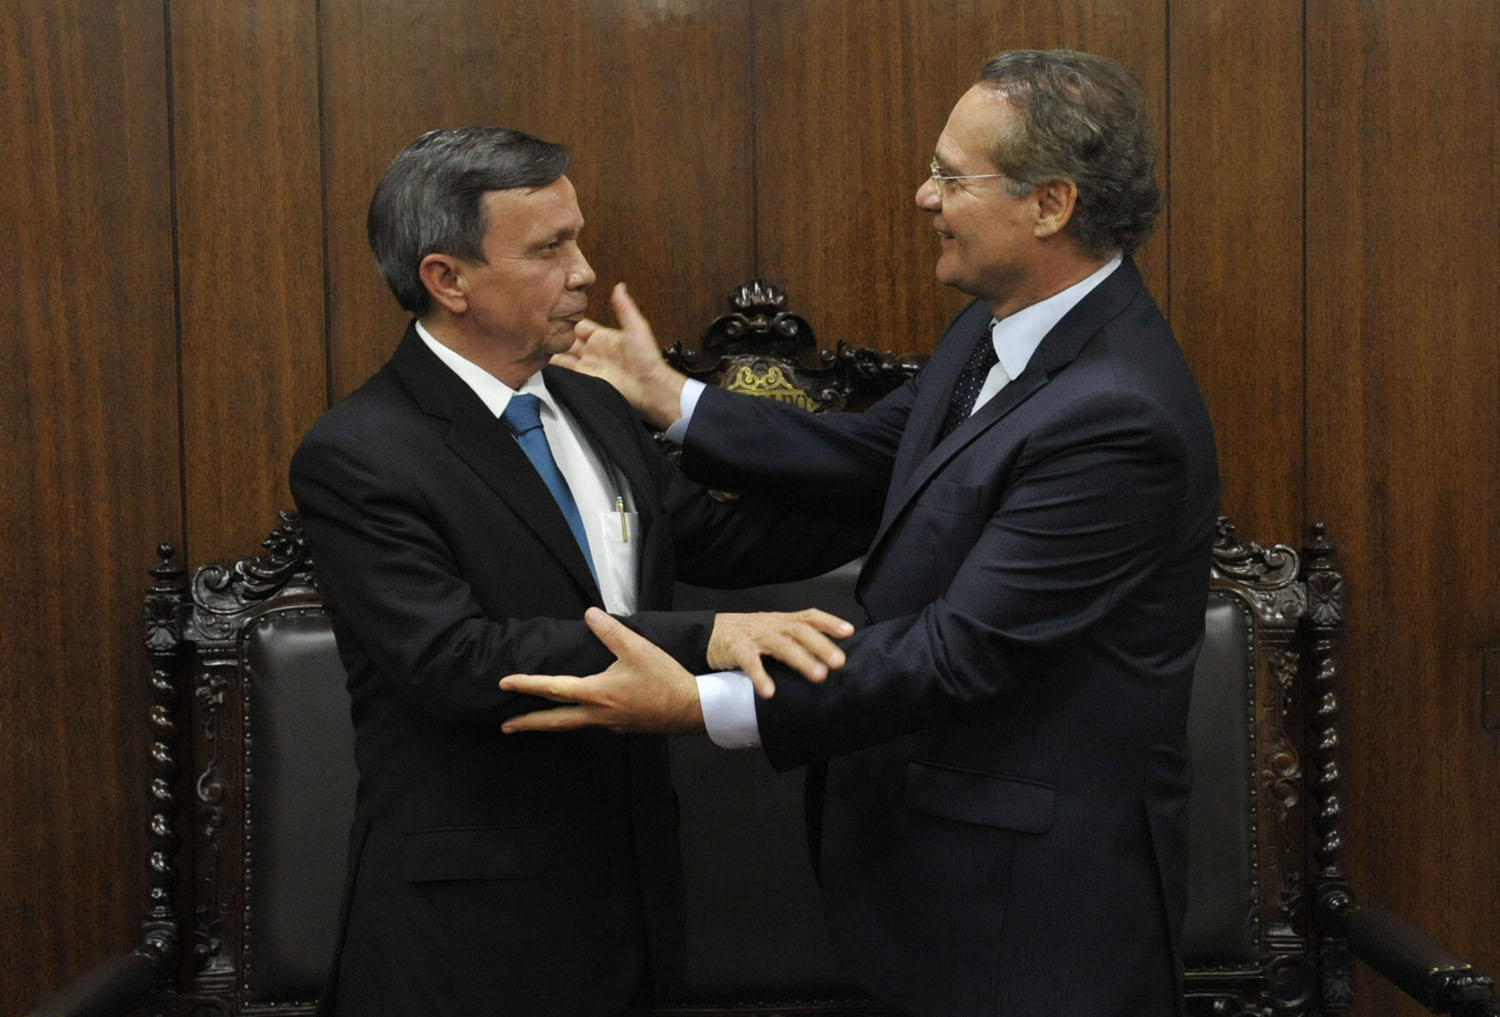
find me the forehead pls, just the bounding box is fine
[480,176,583,247]
[936,85,1014,170]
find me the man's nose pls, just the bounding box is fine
[915,177,940,211]
[569,250,596,289]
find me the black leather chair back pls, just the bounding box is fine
[1183,593,1258,966]
[240,606,355,1004]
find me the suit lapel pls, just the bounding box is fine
[389,328,601,601]
[888,300,993,490]
[865,259,1147,568]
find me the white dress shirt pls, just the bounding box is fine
[684,255,1125,749]
[415,321,641,614]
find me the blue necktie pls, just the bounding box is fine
[501,394,597,583]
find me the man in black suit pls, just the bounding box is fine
[289,127,859,1017]
[502,50,1221,1017]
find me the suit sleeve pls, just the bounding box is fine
[679,379,916,513]
[647,434,880,590]
[750,386,1200,769]
[290,424,719,731]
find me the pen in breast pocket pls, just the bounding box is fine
[616,497,629,542]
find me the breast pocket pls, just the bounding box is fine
[595,508,641,614]
[904,759,1055,834]
[914,478,986,516]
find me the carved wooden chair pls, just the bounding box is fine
[28,283,1494,1017]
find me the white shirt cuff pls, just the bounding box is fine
[696,670,761,749]
[663,378,707,444]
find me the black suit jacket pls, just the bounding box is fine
[290,326,858,1017]
[681,260,1220,1017]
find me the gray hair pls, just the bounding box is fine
[976,50,1161,257]
[367,127,572,315]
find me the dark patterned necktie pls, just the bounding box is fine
[939,322,1000,439]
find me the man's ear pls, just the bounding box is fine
[418,252,469,315]
[1033,178,1079,239]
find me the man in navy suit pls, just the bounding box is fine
[290,127,858,1017]
[503,50,1220,1017]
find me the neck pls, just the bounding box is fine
[418,313,540,390]
[987,249,1112,322]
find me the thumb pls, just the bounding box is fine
[610,282,651,334]
[585,606,647,660]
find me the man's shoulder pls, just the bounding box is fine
[293,362,423,461]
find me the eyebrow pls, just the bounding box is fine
[535,220,583,247]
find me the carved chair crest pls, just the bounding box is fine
[666,279,925,413]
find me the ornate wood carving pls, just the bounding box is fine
[1301,523,1353,1017]
[1187,516,1318,1017]
[169,513,321,1014]
[665,280,924,413]
[142,544,186,977]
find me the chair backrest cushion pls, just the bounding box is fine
[223,569,1261,1004]
[240,606,357,1002]
[1182,591,1258,966]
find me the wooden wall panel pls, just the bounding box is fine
[1168,0,1304,540]
[170,0,327,556]
[1307,1,1500,1013]
[751,0,1167,356]
[320,0,755,398]
[5,2,1500,1015]
[0,1,179,1009]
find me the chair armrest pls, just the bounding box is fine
[1338,903,1496,1016]
[24,949,160,1017]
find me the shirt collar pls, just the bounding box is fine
[414,319,553,418]
[990,254,1123,382]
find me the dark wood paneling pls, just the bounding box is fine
[1169,0,1304,540]
[169,0,327,556]
[0,1,179,1010]
[320,0,755,398]
[751,0,1166,356]
[6,3,1500,1015]
[1307,1,1500,1013]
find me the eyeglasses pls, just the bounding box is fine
[929,158,1009,190]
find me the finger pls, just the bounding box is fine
[501,704,602,734]
[584,606,654,662]
[790,627,847,670]
[798,608,856,638]
[500,673,582,701]
[736,650,777,699]
[609,282,654,337]
[753,634,829,684]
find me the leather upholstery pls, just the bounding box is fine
[1182,593,1256,965]
[219,568,1257,1004]
[240,607,356,1003]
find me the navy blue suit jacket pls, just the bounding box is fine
[681,259,1220,1017]
[290,326,856,1017]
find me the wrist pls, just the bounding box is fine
[644,366,688,430]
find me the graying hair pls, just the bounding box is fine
[976,50,1161,257]
[367,127,571,315]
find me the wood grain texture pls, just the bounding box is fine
[1307,1,1500,1013]
[0,0,179,1009]
[751,0,1167,355]
[5,2,1500,1014]
[1168,0,1304,541]
[169,0,327,557]
[319,0,755,398]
